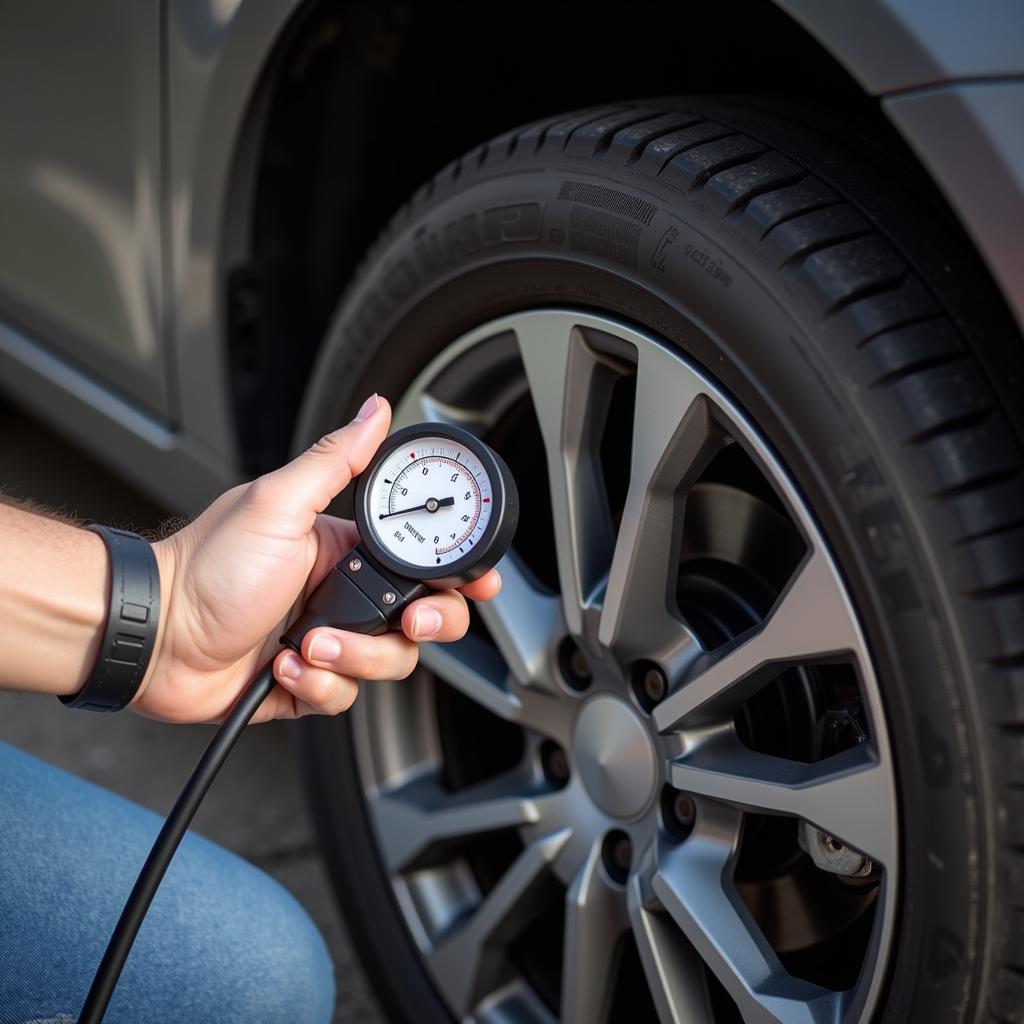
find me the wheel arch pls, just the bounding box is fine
[208,0,1022,475]
[775,0,1024,337]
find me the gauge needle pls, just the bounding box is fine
[379,496,455,519]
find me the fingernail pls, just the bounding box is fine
[310,635,342,662]
[411,606,443,640]
[354,393,380,422]
[279,653,302,680]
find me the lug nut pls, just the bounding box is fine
[661,785,696,841]
[601,830,631,885]
[612,836,632,871]
[631,660,668,711]
[643,667,667,703]
[559,639,592,692]
[569,649,591,681]
[540,741,570,786]
[673,792,696,827]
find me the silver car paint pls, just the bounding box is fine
[780,0,1024,355]
[0,0,1019,514]
[0,2,166,413]
[882,82,1024,341]
[164,0,302,470]
[0,0,300,511]
[779,0,1024,93]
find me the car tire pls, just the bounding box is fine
[296,100,1024,1024]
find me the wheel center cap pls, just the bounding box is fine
[573,695,657,820]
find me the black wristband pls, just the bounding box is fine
[61,525,161,712]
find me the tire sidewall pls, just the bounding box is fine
[299,157,987,1024]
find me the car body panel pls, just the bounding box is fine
[165,0,301,466]
[0,316,225,510]
[778,0,1024,332]
[778,0,1024,93]
[883,81,1024,336]
[0,1,168,414]
[0,0,301,512]
[0,0,1020,516]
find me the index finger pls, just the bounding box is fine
[458,568,501,602]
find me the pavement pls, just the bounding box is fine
[0,401,384,1024]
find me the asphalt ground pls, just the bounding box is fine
[0,400,384,1024]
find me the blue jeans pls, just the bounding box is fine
[0,743,335,1024]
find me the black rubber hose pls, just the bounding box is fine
[77,662,279,1024]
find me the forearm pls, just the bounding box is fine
[0,502,110,695]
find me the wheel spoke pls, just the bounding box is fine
[653,547,860,731]
[427,828,571,1017]
[599,338,724,671]
[421,632,573,742]
[412,391,497,435]
[628,851,714,1023]
[368,766,557,874]
[478,549,565,693]
[653,807,845,1024]
[419,633,522,722]
[560,840,628,1024]
[515,313,618,643]
[670,735,895,868]
[473,979,560,1024]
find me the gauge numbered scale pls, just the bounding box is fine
[286,423,518,641]
[356,423,517,581]
[359,429,504,572]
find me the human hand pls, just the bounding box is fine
[137,395,500,723]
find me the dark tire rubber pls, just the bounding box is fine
[297,99,1024,1024]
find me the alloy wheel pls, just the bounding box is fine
[352,310,899,1023]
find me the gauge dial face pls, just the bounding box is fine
[363,435,495,569]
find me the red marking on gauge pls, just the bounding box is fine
[483,498,491,502]
[410,451,415,458]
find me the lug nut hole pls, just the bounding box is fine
[601,830,632,885]
[661,785,697,841]
[631,660,668,712]
[540,740,570,787]
[559,639,592,692]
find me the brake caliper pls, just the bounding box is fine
[798,702,876,882]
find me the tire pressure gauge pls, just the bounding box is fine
[283,423,518,644]
[79,421,519,1024]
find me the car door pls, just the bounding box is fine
[0,1,168,416]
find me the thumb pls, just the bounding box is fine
[255,394,391,519]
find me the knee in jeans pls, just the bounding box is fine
[142,854,336,1024]
[211,877,335,1023]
